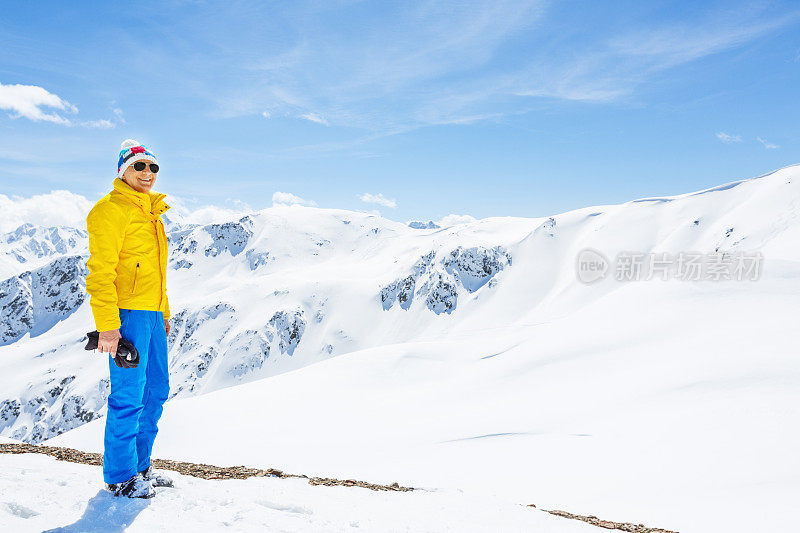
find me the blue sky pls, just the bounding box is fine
[1,0,799,223]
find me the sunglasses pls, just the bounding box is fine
[133,161,160,173]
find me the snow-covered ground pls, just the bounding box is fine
[0,441,593,532]
[2,164,800,532]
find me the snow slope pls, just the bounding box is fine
[1,164,799,531]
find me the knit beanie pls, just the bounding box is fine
[117,139,159,178]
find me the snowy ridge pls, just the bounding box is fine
[0,223,87,280]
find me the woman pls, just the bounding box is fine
[85,139,175,498]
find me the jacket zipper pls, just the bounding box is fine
[131,262,139,294]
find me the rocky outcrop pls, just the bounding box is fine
[381,275,416,311]
[408,220,440,229]
[169,305,307,394]
[538,217,556,238]
[1,372,109,444]
[224,330,271,379]
[267,309,306,355]
[170,346,218,399]
[380,247,510,314]
[420,272,458,314]
[169,217,255,266]
[0,399,21,427]
[168,303,237,398]
[246,249,271,270]
[442,246,512,292]
[204,217,253,258]
[0,255,87,345]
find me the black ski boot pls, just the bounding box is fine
[139,465,174,488]
[105,472,155,498]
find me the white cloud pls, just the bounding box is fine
[261,111,271,119]
[166,195,254,226]
[437,213,477,226]
[112,107,126,124]
[757,136,779,149]
[300,112,328,125]
[0,190,93,232]
[716,132,742,143]
[0,82,78,124]
[82,119,115,129]
[272,191,317,206]
[358,192,396,208]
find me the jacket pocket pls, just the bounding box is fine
[130,262,139,294]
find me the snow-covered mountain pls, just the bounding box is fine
[1,164,799,532]
[0,223,87,279]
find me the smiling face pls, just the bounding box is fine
[122,159,157,193]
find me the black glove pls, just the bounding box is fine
[85,330,140,368]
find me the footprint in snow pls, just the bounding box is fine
[1,501,41,519]
[254,499,313,515]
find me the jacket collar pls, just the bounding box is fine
[112,177,171,216]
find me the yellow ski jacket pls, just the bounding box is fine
[85,177,171,332]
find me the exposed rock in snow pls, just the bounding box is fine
[167,303,237,398]
[1,372,108,444]
[442,246,512,293]
[268,309,306,356]
[204,220,253,258]
[0,255,87,345]
[408,220,440,229]
[171,231,199,257]
[168,303,236,349]
[0,399,20,427]
[224,330,271,379]
[381,275,416,311]
[1,223,87,269]
[381,247,510,314]
[421,271,458,314]
[413,251,436,276]
[381,252,435,311]
[174,259,193,270]
[169,346,218,399]
[246,249,271,270]
[540,217,556,237]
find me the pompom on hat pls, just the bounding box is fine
[117,139,159,178]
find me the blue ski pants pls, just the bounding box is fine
[103,308,170,484]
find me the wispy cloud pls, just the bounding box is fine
[112,106,126,124]
[201,2,799,131]
[606,14,797,68]
[272,191,317,206]
[757,136,779,149]
[81,118,115,129]
[0,82,77,124]
[358,192,396,208]
[513,10,800,105]
[206,1,547,127]
[716,131,742,143]
[300,112,328,125]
